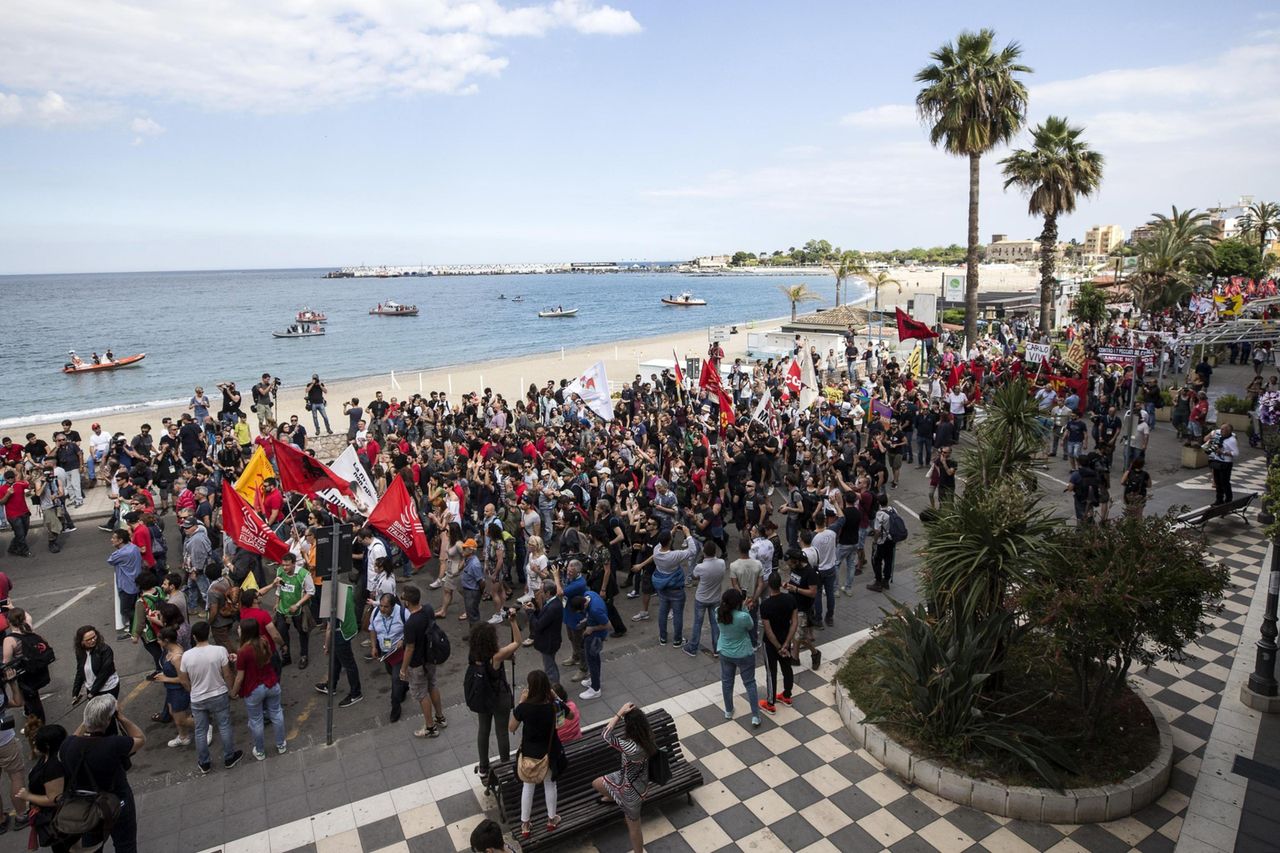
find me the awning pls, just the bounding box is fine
[1177,318,1280,346]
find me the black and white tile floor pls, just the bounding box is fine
[201,463,1268,853]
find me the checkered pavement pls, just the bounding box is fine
[198,472,1267,853]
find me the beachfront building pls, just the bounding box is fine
[1128,221,1159,246]
[1082,224,1124,256]
[692,255,732,269]
[984,235,1065,263]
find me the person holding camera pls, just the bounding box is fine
[58,694,145,853]
[465,613,521,783]
[306,375,332,435]
[252,373,278,434]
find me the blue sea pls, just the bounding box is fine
[0,268,858,425]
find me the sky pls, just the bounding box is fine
[1,0,1278,274]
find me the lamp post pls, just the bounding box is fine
[1247,540,1279,697]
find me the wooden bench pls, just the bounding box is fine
[1176,492,1257,530]
[492,707,702,851]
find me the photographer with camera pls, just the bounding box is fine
[464,608,521,784]
[59,693,145,853]
[252,373,279,435]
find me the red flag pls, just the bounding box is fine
[895,307,939,341]
[782,358,802,400]
[220,481,291,562]
[367,476,432,567]
[672,350,685,387]
[271,438,354,497]
[698,359,721,393]
[716,386,737,428]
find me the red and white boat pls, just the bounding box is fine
[662,290,707,306]
[296,308,327,323]
[63,353,146,374]
[369,301,419,316]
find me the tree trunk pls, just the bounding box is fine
[965,152,981,351]
[1038,213,1058,334]
[791,300,797,322]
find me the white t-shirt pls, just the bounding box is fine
[947,390,967,415]
[88,431,112,458]
[180,644,229,703]
[365,539,388,592]
[83,656,120,695]
[526,554,548,592]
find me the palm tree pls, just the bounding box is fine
[1000,116,1104,333]
[777,283,822,321]
[825,251,862,306]
[916,29,1032,349]
[1240,201,1280,266]
[1129,206,1213,311]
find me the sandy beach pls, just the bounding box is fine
[6,263,1041,443]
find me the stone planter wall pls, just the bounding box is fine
[833,641,1174,824]
[1181,445,1209,469]
[1215,412,1252,433]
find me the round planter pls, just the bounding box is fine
[833,639,1173,824]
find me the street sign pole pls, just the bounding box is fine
[317,521,353,746]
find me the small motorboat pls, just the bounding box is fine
[511,295,525,303]
[538,306,579,318]
[662,290,707,306]
[273,324,326,338]
[63,352,146,373]
[369,301,419,316]
[296,308,327,323]
[498,294,507,300]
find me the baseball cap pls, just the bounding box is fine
[462,538,478,549]
[91,422,100,429]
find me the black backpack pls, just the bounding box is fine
[17,631,55,687]
[886,508,908,544]
[648,747,672,785]
[424,621,451,666]
[463,661,510,713]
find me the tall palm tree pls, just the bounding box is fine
[916,29,1032,349]
[1130,206,1213,311]
[825,250,861,305]
[1239,201,1280,266]
[777,283,822,321]
[1000,116,1104,334]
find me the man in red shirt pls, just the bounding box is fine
[1,469,33,556]
[125,511,156,569]
[0,439,22,466]
[260,478,285,531]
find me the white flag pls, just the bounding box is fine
[565,360,615,421]
[322,445,379,514]
[799,352,819,410]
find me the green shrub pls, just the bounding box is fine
[1215,394,1252,415]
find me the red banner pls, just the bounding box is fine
[271,437,354,498]
[220,481,291,562]
[895,307,939,341]
[367,476,432,567]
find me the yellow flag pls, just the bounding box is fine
[907,343,923,378]
[1214,294,1244,316]
[234,445,275,509]
[240,570,259,593]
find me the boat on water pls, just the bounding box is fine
[273,324,326,338]
[538,306,579,318]
[662,290,707,306]
[511,295,525,302]
[63,351,146,374]
[369,301,419,316]
[296,308,327,323]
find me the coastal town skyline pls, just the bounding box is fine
[2,1,1279,274]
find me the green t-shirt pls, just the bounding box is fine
[275,566,310,615]
[337,582,359,641]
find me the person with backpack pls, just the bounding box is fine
[369,593,411,722]
[591,702,657,853]
[1,608,54,722]
[129,572,166,682]
[205,562,239,650]
[399,585,449,739]
[1121,457,1153,518]
[866,495,903,593]
[464,616,520,784]
[58,694,144,853]
[17,723,69,852]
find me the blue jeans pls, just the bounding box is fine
[311,403,332,433]
[685,600,720,654]
[916,436,931,466]
[1144,402,1157,429]
[87,449,105,481]
[185,570,211,611]
[813,570,838,621]
[244,682,285,753]
[657,588,686,645]
[583,632,604,690]
[837,544,858,591]
[540,651,560,687]
[192,692,235,765]
[720,654,759,716]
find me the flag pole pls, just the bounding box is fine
[324,518,339,746]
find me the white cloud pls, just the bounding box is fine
[839,104,916,129]
[0,0,641,120]
[0,89,115,126]
[130,117,164,136]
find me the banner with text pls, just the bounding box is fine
[1024,343,1051,364]
[1097,346,1155,368]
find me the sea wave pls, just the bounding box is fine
[0,398,188,430]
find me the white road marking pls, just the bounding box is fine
[33,583,101,629]
[22,584,105,601]
[893,501,920,520]
[1035,469,1070,486]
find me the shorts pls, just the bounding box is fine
[41,508,63,536]
[856,526,868,550]
[888,453,902,471]
[1067,441,1083,459]
[641,569,655,596]
[0,738,23,775]
[408,663,438,701]
[442,569,460,594]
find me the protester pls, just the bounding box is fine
[399,585,447,739]
[508,669,565,840]
[179,621,243,773]
[59,694,144,853]
[71,625,119,703]
[17,723,69,852]
[466,617,520,782]
[231,618,287,760]
[369,592,410,722]
[592,702,656,853]
[716,588,761,727]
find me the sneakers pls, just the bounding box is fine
[579,687,601,700]
[277,742,288,755]
[415,726,440,738]
[560,655,580,667]
[631,611,649,621]
[758,699,776,714]
[167,735,192,748]
[775,693,793,706]
[297,656,308,670]
[435,715,448,729]
[224,750,244,769]
[253,748,266,762]
[658,638,667,646]
[625,590,639,599]
[683,646,697,657]
[825,617,834,628]
[487,613,506,625]
[338,694,364,708]
[581,678,593,688]
[751,716,761,728]
[866,582,884,592]
[97,523,115,532]
[314,683,333,695]
[198,760,212,775]
[428,579,443,589]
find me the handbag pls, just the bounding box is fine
[52,747,123,839]
[516,749,551,784]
